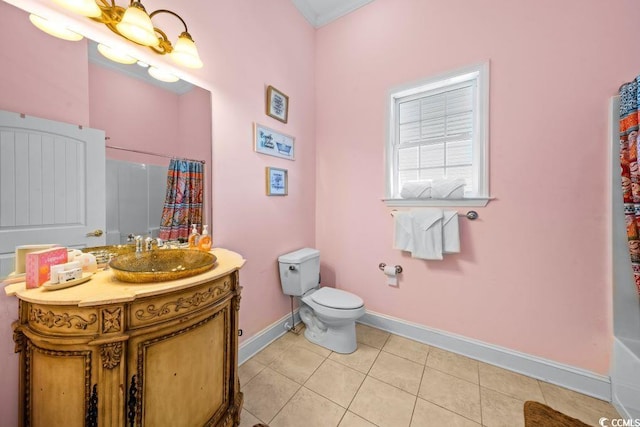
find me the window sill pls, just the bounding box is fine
[382,197,493,207]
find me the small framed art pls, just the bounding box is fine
[266,85,289,123]
[254,123,295,160]
[266,167,288,196]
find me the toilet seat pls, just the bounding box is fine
[310,287,363,309]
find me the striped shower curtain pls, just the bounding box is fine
[158,159,204,241]
[619,77,640,295]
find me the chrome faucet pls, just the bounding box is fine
[130,234,163,252]
[144,237,164,251]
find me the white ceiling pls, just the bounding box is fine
[292,0,375,28]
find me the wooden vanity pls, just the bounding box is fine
[5,248,244,427]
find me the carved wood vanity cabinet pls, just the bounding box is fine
[6,248,245,427]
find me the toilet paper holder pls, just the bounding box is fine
[379,263,402,274]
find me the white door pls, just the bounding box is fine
[0,110,106,277]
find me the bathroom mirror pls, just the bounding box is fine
[88,39,212,245]
[0,1,212,276]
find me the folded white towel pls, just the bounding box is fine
[393,211,414,252]
[410,209,444,260]
[442,210,460,253]
[400,180,432,199]
[431,178,466,199]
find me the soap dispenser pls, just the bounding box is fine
[188,224,200,249]
[198,225,212,251]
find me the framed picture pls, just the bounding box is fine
[266,85,289,123]
[254,123,295,160]
[266,167,288,196]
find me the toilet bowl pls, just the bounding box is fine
[300,287,365,353]
[278,248,365,354]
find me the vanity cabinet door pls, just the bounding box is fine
[126,299,232,427]
[19,337,100,427]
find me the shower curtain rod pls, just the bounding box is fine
[105,144,205,164]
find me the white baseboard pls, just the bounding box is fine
[359,310,612,401]
[237,308,611,401]
[238,309,301,365]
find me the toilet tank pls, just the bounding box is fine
[278,248,320,296]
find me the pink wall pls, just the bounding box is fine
[315,0,640,375]
[0,0,315,424]
[203,2,316,340]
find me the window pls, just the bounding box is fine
[385,62,490,206]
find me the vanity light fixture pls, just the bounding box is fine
[97,43,137,64]
[147,66,179,83]
[29,14,83,41]
[53,0,101,18]
[42,0,204,69]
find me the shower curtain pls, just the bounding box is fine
[158,158,204,241]
[619,77,640,295]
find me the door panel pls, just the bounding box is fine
[129,307,229,427]
[30,346,93,427]
[0,110,106,277]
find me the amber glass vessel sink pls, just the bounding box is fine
[109,249,216,283]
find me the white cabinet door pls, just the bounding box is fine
[0,110,106,277]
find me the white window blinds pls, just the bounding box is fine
[395,81,475,195]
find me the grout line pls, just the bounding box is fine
[479,375,484,426]
[535,379,548,405]
[408,354,429,426]
[238,361,267,390]
[266,381,303,425]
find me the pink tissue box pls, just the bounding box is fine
[25,247,68,289]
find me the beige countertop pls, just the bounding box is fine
[4,247,245,307]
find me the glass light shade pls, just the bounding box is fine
[170,32,203,69]
[148,66,179,83]
[116,3,159,47]
[53,0,101,18]
[29,14,83,41]
[97,44,137,65]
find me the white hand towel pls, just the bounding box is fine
[410,209,444,260]
[393,211,414,252]
[400,180,432,199]
[431,178,466,199]
[442,210,460,253]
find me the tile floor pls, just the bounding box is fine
[238,324,620,427]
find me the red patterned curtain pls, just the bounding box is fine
[619,77,640,295]
[158,159,204,241]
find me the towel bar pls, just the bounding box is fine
[390,210,479,220]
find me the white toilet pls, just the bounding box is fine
[278,248,365,354]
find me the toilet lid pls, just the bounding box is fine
[310,287,363,309]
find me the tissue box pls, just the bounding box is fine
[25,247,68,289]
[14,244,58,274]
